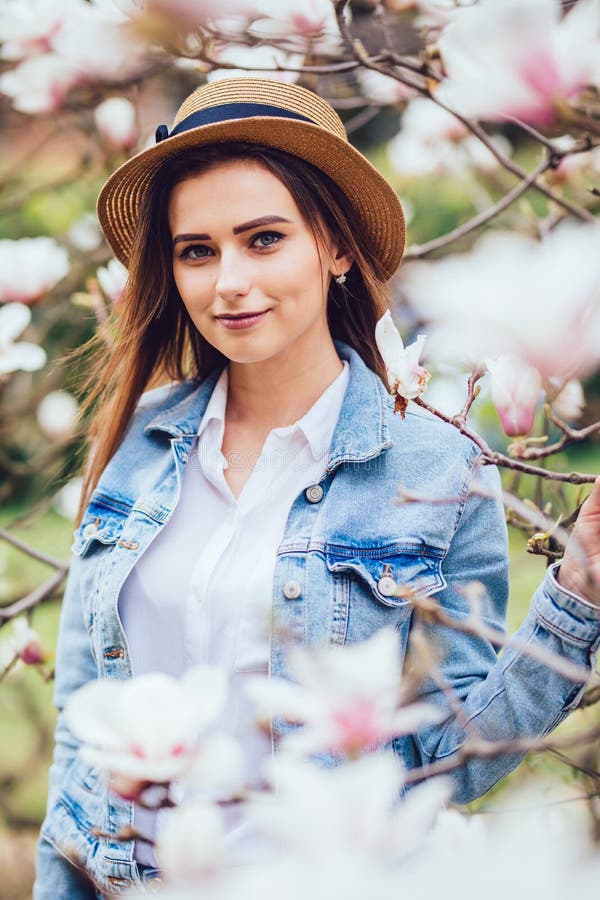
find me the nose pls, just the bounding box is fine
[215,247,251,304]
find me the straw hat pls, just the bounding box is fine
[97,78,405,278]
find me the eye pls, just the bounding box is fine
[251,231,284,250]
[178,244,213,261]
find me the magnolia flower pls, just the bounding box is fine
[250,753,452,863]
[0,238,69,303]
[94,96,137,151]
[36,390,79,441]
[437,0,600,125]
[388,98,510,179]
[67,213,103,252]
[0,53,78,113]
[485,355,543,437]
[548,378,585,422]
[250,0,340,53]
[375,311,430,416]
[207,44,303,84]
[357,70,415,106]
[401,223,600,382]
[96,258,128,305]
[0,0,79,61]
[0,303,46,376]
[115,0,254,27]
[53,476,83,521]
[247,629,441,758]
[6,618,45,665]
[156,803,227,886]
[65,666,228,798]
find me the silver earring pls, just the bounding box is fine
[335,272,347,285]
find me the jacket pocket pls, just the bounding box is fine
[325,546,446,643]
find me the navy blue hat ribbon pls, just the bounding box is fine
[155,101,314,144]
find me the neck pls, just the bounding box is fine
[226,337,343,429]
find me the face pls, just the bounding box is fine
[168,159,351,368]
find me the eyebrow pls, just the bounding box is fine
[172,215,291,245]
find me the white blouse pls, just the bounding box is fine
[118,361,349,866]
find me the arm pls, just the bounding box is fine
[412,461,600,804]
[33,552,99,900]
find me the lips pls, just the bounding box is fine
[215,309,271,330]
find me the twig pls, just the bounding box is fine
[0,568,68,620]
[405,154,552,258]
[0,528,68,571]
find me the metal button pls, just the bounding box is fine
[82,522,98,540]
[282,580,302,600]
[377,575,397,597]
[305,484,324,504]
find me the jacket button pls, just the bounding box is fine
[305,484,324,503]
[282,580,302,600]
[82,522,98,540]
[377,575,397,597]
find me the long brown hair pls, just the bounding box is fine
[78,143,392,519]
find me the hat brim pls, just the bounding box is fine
[97,116,405,279]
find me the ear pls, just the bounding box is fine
[330,247,354,279]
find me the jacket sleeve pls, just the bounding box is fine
[33,551,99,900]
[412,460,600,805]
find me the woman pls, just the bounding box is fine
[35,78,600,899]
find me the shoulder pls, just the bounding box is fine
[386,393,482,466]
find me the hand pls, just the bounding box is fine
[557,476,600,607]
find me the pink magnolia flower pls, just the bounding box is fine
[358,70,415,106]
[0,303,46,376]
[0,238,69,304]
[401,224,600,382]
[548,378,585,422]
[96,258,128,305]
[375,310,430,415]
[8,618,46,665]
[0,0,80,61]
[0,53,79,113]
[156,803,227,886]
[207,45,303,84]
[94,97,137,151]
[437,0,600,126]
[485,355,542,437]
[36,390,79,441]
[247,629,442,758]
[250,0,340,52]
[65,666,229,799]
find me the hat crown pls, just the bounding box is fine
[173,78,347,142]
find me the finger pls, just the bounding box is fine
[581,475,600,517]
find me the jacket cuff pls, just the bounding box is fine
[532,562,600,648]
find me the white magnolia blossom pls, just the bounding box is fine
[0,0,80,61]
[97,258,128,305]
[156,803,228,886]
[401,224,600,381]
[0,52,79,113]
[5,617,45,665]
[36,390,79,441]
[249,753,452,863]
[357,70,415,106]
[375,311,430,407]
[548,378,585,422]
[53,476,83,521]
[388,98,510,179]
[250,0,341,53]
[94,96,137,151]
[67,213,103,252]
[0,303,46,376]
[437,0,600,125]
[65,666,229,796]
[0,237,69,303]
[485,355,543,437]
[247,629,441,757]
[207,44,303,84]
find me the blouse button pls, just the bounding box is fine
[283,580,302,600]
[82,522,98,540]
[377,575,397,597]
[305,484,324,503]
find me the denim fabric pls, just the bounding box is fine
[34,342,600,897]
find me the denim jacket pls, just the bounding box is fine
[35,342,600,898]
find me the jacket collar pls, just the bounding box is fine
[144,342,392,467]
